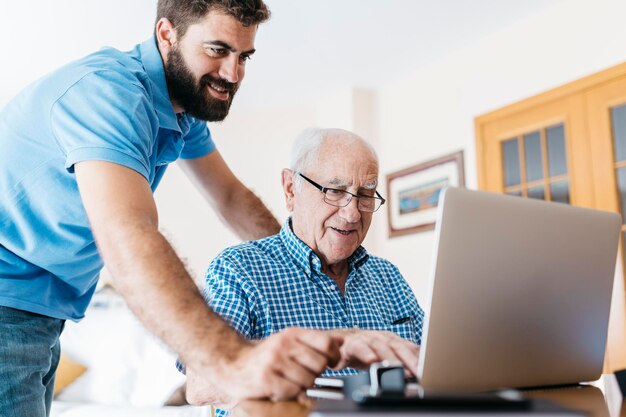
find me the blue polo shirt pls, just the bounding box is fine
[0,38,215,321]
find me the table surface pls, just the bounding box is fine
[228,375,626,417]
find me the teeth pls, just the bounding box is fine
[332,227,351,235]
[210,84,226,92]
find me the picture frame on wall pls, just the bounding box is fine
[386,151,465,237]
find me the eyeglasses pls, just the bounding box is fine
[298,173,386,213]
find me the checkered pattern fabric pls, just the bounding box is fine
[204,219,424,376]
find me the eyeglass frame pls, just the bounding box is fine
[297,172,386,213]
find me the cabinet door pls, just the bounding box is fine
[587,77,626,224]
[587,76,626,371]
[478,94,592,207]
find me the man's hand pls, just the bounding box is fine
[186,328,342,407]
[330,330,420,377]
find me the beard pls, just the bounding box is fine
[164,46,239,122]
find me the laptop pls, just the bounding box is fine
[417,187,622,392]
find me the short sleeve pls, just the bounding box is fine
[180,118,216,159]
[50,70,157,180]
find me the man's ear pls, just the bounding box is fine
[282,169,295,212]
[155,18,177,61]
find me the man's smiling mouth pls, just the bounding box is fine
[207,83,230,100]
[331,227,353,236]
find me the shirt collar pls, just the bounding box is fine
[139,37,184,133]
[279,218,369,276]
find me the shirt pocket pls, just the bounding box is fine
[389,316,417,343]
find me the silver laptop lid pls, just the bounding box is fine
[417,187,621,392]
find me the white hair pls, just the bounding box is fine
[290,127,378,191]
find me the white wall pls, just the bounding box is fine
[0,1,156,105]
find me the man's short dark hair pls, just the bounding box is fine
[156,0,271,39]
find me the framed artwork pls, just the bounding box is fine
[386,150,465,237]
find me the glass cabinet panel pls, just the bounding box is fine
[502,138,521,187]
[616,167,626,219]
[611,103,626,162]
[546,124,567,176]
[524,131,543,182]
[550,180,570,204]
[527,185,545,200]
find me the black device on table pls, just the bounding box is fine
[314,362,534,413]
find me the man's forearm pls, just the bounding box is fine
[219,186,280,240]
[100,219,244,372]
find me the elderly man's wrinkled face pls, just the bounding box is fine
[286,139,378,268]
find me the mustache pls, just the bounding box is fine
[199,74,237,92]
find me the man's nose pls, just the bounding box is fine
[339,198,361,223]
[218,55,240,84]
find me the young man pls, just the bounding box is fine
[0,2,347,416]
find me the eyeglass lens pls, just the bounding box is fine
[323,191,381,212]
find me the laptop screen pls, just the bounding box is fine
[417,187,621,392]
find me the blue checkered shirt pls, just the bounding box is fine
[180,219,424,415]
[204,219,424,376]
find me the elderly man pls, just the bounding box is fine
[185,128,424,408]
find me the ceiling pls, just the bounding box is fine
[2,0,563,109]
[242,0,563,108]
